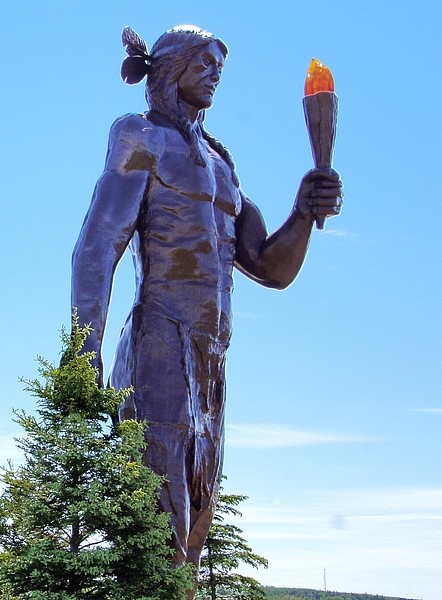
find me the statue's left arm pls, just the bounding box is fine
[71,115,151,383]
[234,168,342,289]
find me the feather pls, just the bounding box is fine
[122,26,149,58]
[121,56,149,84]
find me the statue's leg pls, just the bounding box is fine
[185,333,226,597]
[187,481,218,568]
[113,310,227,592]
[144,424,193,565]
[112,311,193,563]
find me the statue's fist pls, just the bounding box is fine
[295,168,343,226]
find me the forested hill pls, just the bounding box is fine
[262,587,419,600]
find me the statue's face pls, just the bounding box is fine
[178,41,225,110]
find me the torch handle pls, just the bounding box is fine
[302,93,338,230]
[315,215,326,230]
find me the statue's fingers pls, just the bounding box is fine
[311,204,342,216]
[310,189,343,201]
[307,168,341,182]
[315,180,342,190]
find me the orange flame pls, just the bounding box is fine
[304,58,334,96]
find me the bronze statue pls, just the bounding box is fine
[72,24,342,595]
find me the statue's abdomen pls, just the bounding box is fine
[134,182,235,343]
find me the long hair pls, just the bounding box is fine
[122,25,239,186]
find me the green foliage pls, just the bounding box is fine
[261,587,418,600]
[196,480,268,599]
[0,313,193,599]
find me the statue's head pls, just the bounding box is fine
[121,25,228,117]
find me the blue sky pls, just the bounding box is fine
[1,1,441,598]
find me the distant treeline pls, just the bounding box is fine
[262,587,419,600]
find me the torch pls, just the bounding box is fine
[303,58,338,230]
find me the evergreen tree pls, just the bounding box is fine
[0,314,193,599]
[197,481,268,599]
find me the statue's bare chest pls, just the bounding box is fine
[146,126,241,216]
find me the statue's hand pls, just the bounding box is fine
[295,168,343,222]
[60,339,104,388]
[81,333,104,388]
[91,353,104,389]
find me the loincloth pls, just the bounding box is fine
[111,307,228,509]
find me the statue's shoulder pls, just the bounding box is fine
[109,112,150,140]
[108,112,173,157]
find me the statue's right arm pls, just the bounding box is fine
[71,115,151,381]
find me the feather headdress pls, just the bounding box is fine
[121,26,151,84]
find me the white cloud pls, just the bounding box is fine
[227,487,442,599]
[323,228,357,238]
[225,423,370,449]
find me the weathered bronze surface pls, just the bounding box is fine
[71,24,342,595]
